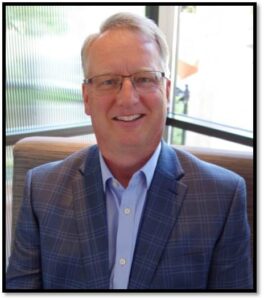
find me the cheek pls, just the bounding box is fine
[146,89,168,113]
[88,96,114,119]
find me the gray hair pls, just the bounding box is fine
[81,12,170,78]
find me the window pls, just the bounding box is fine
[6,5,146,137]
[167,5,254,151]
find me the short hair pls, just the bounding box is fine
[81,12,170,78]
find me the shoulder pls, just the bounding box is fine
[165,144,245,190]
[28,144,98,183]
[163,145,247,218]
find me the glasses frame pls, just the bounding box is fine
[83,70,166,94]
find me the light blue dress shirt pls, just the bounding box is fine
[99,143,161,289]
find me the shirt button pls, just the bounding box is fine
[124,208,131,215]
[113,180,120,188]
[119,258,126,266]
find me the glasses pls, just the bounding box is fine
[83,71,166,95]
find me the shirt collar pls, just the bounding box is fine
[99,143,161,191]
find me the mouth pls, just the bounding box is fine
[113,114,145,122]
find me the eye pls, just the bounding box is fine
[96,76,120,89]
[141,77,152,82]
[135,76,153,84]
[101,78,116,86]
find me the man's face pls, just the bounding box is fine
[82,29,171,156]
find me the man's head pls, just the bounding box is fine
[81,12,171,163]
[81,12,170,78]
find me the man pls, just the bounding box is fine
[6,12,252,290]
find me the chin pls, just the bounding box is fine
[121,136,159,150]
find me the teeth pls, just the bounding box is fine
[115,114,142,122]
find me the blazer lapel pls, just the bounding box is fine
[72,145,109,289]
[128,143,187,289]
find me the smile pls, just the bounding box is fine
[113,114,144,122]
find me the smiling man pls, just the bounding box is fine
[82,25,170,187]
[6,12,252,290]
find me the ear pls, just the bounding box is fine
[166,79,171,110]
[82,83,92,115]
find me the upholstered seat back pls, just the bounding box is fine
[11,137,254,259]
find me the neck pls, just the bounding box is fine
[101,143,159,188]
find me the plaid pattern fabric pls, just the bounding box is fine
[6,143,253,290]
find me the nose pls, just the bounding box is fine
[116,77,140,107]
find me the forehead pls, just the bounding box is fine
[86,29,162,75]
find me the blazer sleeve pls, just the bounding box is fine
[207,176,253,289]
[6,169,42,289]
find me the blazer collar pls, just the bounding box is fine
[73,145,110,289]
[156,140,185,180]
[128,142,187,289]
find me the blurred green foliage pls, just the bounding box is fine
[6,6,68,36]
[181,6,196,13]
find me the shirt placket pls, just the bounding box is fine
[112,180,138,289]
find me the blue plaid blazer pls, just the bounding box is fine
[6,142,253,290]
